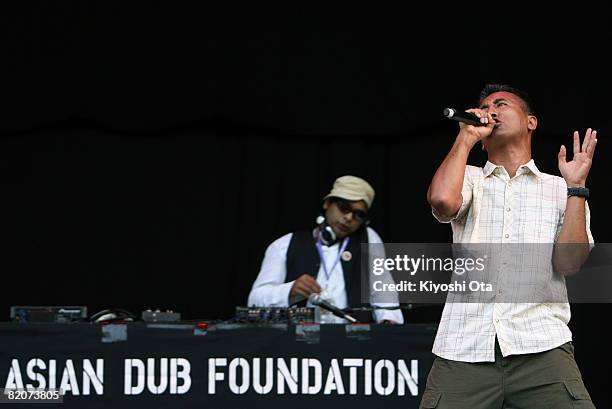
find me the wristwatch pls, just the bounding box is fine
[567,187,589,199]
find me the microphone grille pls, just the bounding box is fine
[443,108,455,118]
[308,293,321,305]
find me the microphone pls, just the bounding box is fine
[308,293,358,323]
[443,108,485,126]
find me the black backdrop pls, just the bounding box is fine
[2,4,611,406]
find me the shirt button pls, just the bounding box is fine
[505,234,509,238]
[495,319,500,323]
[507,207,511,212]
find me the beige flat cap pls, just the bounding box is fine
[323,175,375,209]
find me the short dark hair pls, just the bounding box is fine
[478,84,535,115]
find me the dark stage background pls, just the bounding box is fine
[2,5,611,406]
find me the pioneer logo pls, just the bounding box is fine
[57,309,82,314]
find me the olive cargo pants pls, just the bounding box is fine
[419,341,595,409]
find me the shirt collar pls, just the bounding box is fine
[483,159,542,179]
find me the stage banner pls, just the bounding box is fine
[0,323,437,409]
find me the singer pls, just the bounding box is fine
[247,175,403,324]
[421,84,598,408]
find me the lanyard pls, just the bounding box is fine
[316,237,350,281]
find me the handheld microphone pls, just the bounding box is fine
[308,293,358,323]
[443,108,485,126]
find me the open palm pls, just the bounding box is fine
[558,128,598,187]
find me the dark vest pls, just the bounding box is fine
[285,227,372,322]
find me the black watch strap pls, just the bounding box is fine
[567,187,589,199]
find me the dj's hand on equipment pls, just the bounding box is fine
[290,274,322,301]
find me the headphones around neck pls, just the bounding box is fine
[316,215,337,246]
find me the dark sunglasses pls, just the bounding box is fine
[334,199,368,223]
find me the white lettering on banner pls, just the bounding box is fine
[208,358,226,394]
[374,360,394,396]
[59,360,79,395]
[170,358,191,394]
[301,359,322,395]
[5,358,104,396]
[147,358,168,394]
[3,356,419,397]
[125,359,145,395]
[49,360,56,390]
[228,358,249,394]
[397,360,418,396]
[253,358,274,395]
[364,359,372,395]
[342,359,363,395]
[82,359,104,395]
[276,358,298,394]
[323,359,345,395]
[124,358,191,395]
[5,360,24,390]
[26,359,46,390]
[207,358,419,396]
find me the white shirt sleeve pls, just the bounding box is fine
[367,228,405,324]
[247,233,296,307]
[432,165,474,223]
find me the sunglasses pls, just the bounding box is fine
[334,199,368,223]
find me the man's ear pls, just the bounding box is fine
[323,199,331,210]
[527,115,538,131]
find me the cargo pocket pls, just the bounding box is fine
[420,390,442,408]
[563,379,594,408]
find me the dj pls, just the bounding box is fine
[247,175,403,324]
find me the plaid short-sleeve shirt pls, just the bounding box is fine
[432,159,594,362]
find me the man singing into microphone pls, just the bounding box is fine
[248,175,403,324]
[421,84,597,408]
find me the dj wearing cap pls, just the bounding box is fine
[247,175,403,324]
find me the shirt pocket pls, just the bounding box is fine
[521,201,560,242]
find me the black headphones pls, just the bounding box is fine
[87,308,139,324]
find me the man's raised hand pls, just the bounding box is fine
[558,128,598,187]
